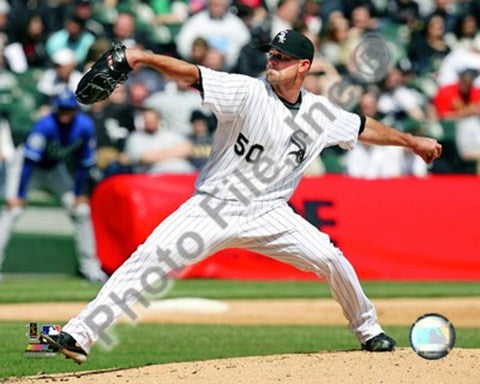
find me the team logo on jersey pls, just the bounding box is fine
[288,130,307,165]
[45,138,84,162]
[277,30,288,44]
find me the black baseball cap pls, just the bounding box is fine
[259,30,314,63]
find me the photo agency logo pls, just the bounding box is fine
[327,33,392,110]
[351,33,392,84]
[409,313,456,360]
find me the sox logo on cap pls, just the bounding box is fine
[277,30,288,43]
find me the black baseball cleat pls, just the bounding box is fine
[361,332,396,352]
[41,331,88,364]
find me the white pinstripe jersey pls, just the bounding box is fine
[195,66,362,202]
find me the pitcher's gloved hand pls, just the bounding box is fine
[75,42,132,104]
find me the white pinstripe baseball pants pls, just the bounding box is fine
[64,193,383,352]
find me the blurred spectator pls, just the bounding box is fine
[84,37,112,66]
[233,3,255,30]
[127,80,151,130]
[234,26,269,76]
[428,0,458,34]
[270,0,301,38]
[2,42,28,74]
[445,14,480,51]
[111,12,136,47]
[188,0,207,14]
[0,49,18,115]
[434,69,480,118]
[340,5,380,70]
[340,0,376,18]
[233,1,268,29]
[86,38,166,97]
[188,110,213,170]
[203,48,226,70]
[18,15,48,69]
[37,49,82,100]
[437,41,480,86]
[92,0,119,27]
[190,37,210,65]
[89,85,134,173]
[109,12,154,50]
[303,58,340,96]
[128,80,151,109]
[6,1,83,47]
[349,4,379,36]
[296,20,320,53]
[434,69,480,164]
[0,0,10,48]
[0,89,107,282]
[37,0,72,34]
[345,140,427,178]
[150,0,189,48]
[73,0,106,38]
[93,84,134,148]
[386,0,420,29]
[301,0,322,36]
[46,15,95,65]
[176,0,250,69]
[126,64,166,95]
[0,115,14,199]
[303,69,323,95]
[319,14,350,69]
[152,0,189,27]
[230,1,268,75]
[408,15,451,76]
[0,0,475,175]
[144,78,209,136]
[345,90,427,178]
[377,65,428,125]
[122,108,194,174]
[469,0,480,24]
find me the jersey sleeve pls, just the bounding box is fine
[198,66,251,117]
[321,97,362,150]
[24,123,48,162]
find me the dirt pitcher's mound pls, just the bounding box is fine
[7,348,480,384]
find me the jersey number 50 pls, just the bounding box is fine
[234,133,264,163]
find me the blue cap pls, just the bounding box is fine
[53,89,79,110]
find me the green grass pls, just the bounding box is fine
[3,234,77,274]
[1,321,479,378]
[1,278,479,378]
[0,277,479,303]
[167,280,480,299]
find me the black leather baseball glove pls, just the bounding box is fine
[75,42,132,104]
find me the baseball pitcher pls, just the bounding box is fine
[43,31,442,363]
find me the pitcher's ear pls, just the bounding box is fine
[299,59,311,74]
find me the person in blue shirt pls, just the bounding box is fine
[0,89,107,283]
[46,15,95,66]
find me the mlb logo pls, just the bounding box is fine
[42,325,61,336]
